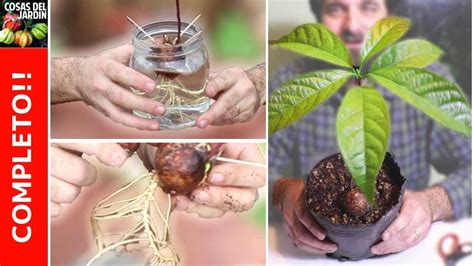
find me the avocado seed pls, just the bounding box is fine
[344,188,370,217]
[154,143,209,195]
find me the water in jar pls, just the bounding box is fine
[130,31,210,129]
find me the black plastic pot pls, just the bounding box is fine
[305,153,406,261]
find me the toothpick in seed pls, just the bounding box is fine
[213,156,266,168]
[173,14,202,44]
[127,16,155,42]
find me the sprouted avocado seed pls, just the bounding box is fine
[344,187,370,217]
[88,143,221,266]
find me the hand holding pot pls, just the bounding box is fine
[273,178,338,254]
[51,45,165,130]
[371,188,452,255]
[196,65,265,128]
[50,143,129,217]
[174,143,265,218]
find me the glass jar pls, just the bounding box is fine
[130,21,210,129]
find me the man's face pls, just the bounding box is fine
[321,0,388,60]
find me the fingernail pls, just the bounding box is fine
[205,85,215,97]
[371,247,379,254]
[209,173,224,184]
[144,82,155,92]
[193,190,210,204]
[383,232,391,241]
[197,119,208,129]
[112,152,127,167]
[154,105,166,115]
[316,232,325,241]
[149,123,160,130]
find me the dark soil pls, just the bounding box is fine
[305,153,402,225]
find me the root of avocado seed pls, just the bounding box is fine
[153,78,207,124]
[88,172,179,266]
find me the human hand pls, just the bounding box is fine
[173,143,265,218]
[273,178,337,254]
[371,190,435,255]
[50,143,129,217]
[78,45,165,130]
[196,67,261,128]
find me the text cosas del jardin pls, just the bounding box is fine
[4,2,47,20]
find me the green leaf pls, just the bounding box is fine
[360,17,411,67]
[274,24,353,68]
[371,39,443,71]
[369,67,471,136]
[336,87,390,203]
[269,70,353,135]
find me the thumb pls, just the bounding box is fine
[205,70,238,98]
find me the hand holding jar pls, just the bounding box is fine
[128,21,265,130]
[196,63,266,128]
[51,44,165,130]
[52,21,265,131]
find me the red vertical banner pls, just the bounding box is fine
[0,48,48,265]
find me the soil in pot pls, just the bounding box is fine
[305,153,405,260]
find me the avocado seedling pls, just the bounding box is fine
[269,16,471,259]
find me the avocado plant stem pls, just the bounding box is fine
[352,65,362,86]
[176,0,181,43]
